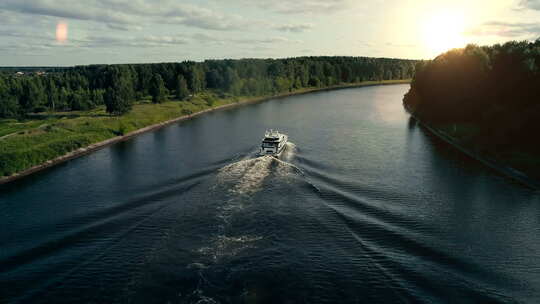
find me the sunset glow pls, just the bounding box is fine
[56,22,68,43]
[422,10,467,58]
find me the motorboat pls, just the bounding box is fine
[259,130,288,157]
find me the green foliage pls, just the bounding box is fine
[0,56,417,177]
[203,94,216,106]
[20,78,46,113]
[175,75,190,100]
[150,73,167,104]
[0,56,416,119]
[404,40,540,174]
[104,66,134,115]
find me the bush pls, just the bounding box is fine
[203,95,216,106]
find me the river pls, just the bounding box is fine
[1,84,539,303]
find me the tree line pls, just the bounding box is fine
[0,56,417,118]
[404,40,540,156]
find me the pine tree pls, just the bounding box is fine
[150,74,167,104]
[175,75,189,100]
[104,67,134,115]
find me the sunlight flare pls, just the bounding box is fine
[56,22,68,43]
[422,10,467,57]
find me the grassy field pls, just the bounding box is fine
[0,92,237,176]
[0,80,410,177]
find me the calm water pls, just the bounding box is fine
[1,84,539,304]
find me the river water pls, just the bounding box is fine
[1,84,539,303]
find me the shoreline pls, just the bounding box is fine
[0,80,410,185]
[410,114,540,190]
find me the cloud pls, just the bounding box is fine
[246,0,351,14]
[0,0,134,24]
[386,42,416,48]
[106,23,143,31]
[80,35,189,48]
[274,23,314,33]
[233,36,301,44]
[519,0,540,10]
[167,15,246,31]
[0,0,248,31]
[193,33,301,45]
[357,41,374,47]
[0,34,189,53]
[466,21,540,39]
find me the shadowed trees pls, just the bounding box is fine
[150,74,167,104]
[104,66,134,115]
[175,75,190,100]
[404,40,540,157]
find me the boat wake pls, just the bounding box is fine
[216,142,299,196]
[191,144,304,264]
[128,143,316,303]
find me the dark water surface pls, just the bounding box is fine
[1,85,539,304]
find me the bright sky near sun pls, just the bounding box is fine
[0,0,538,65]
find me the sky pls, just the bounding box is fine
[1,0,540,66]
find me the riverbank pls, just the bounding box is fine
[0,80,410,185]
[410,114,540,190]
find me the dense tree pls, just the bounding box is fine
[0,56,417,118]
[46,78,59,111]
[70,89,91,111]
[20,78,45,113]
[404,40,540,174]
[150,74,167,104]
[0,77,19,117]
[175,75,190,100]
[104,67,134,115]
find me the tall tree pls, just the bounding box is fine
[46,78,59,111]
[20,79,45,113]
[188,66,205,93]
[150,73,167,104]
[104,67,134,115]
[0,77,19,117]
[175,75,190,100]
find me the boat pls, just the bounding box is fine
[259,130,288,157]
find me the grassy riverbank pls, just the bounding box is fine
[0,80,409,180]
[411,116,540,188]
[426,122,540,180]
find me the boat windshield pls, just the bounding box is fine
[262,142,277,148]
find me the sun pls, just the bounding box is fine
[422,10,467,58]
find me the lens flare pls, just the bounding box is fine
[56,22,68,43]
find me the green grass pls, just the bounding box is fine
[0,91,255,176]
[0,81,410,177]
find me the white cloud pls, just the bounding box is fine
[466,21,540,39]
[274,23,314,33]
[246,0,352,14]
[0,0,249,31]
[80,35,189,48]
[520,0,540,10]
[192,33,301,45]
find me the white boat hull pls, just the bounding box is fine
[259,131,288,157]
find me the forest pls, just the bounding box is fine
[404,40,540,175]
[0,56,417,118]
